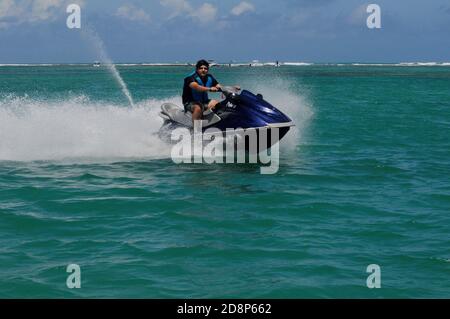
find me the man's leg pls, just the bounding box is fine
[192,103,202,122]
[207,99,219,110]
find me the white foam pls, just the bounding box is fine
[141,63,190,66]
[0,64,58,67]
[247,79,314,150]
[0,95,174,162]
[263,62,277,66]
[398,62,440,66]
[0,83,312,162]
[283,62,313,66]
[351,63,393,66]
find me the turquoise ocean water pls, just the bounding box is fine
[0,65,449,298]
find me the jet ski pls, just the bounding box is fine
[158,87,294,151]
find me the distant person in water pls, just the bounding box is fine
[182,59,221,122]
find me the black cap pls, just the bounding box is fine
[196,59,210,69]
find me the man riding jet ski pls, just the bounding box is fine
[159,84,294,151]
[158,59,294,151]
[182,59,222,123]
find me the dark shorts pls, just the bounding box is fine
[183,100,211,113]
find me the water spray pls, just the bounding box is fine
[81,27,135,107]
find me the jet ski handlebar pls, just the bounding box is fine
[217,86,241,99]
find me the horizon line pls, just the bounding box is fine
[1,61,450,65]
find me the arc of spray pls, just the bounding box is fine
[81,27,135,107]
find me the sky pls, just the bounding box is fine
[0,0,449,63]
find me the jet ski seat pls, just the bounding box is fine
[160,103,222,128]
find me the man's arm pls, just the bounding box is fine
[212,77,221,90]
[189,82,214,92]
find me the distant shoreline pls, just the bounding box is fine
[1,62,450,67]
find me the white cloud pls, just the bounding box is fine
[160,0,217,23]
[0,0,12,16]
[0,0,85,28]
[191,3,217,23]
[30,0,61,22]
[231,1,255,16]
[160,0,193,19]
[0,0,24,19]
[115,4,151,23]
